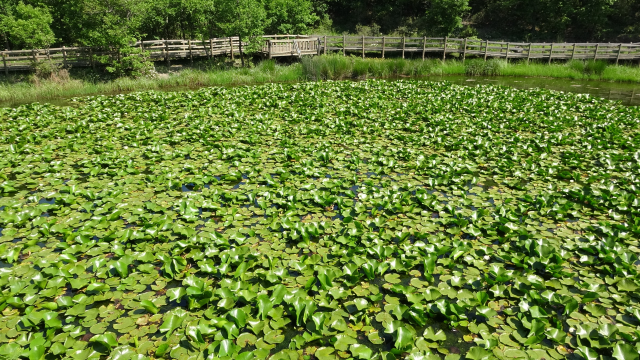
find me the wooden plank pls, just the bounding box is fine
[402,36,405,59]
[548,43,553,64]
[505,42,510,62]
[362,35,365,59]
[324,36,327,55]
[616,43,621,65]
[422,36,426,60]
[62,46,67,68]
[343,34,346,56]
[462,38,467,63]
[594,43,599,60]
[229,38,234,60]
[442,37,447,60]
[382,37,386,59]
[484,41,488,61]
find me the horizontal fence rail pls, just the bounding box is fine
[3,35,640,73]
[316,36,640,64]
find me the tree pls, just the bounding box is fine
[216,0,267,65]
[0,2,56,49]
[78,0,149,48]
[424,0,470,37]
[264,0,319,35]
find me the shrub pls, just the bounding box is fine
[33,60,61,79]
[101,47,154,78]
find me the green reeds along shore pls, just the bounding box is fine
[2,55,640,106]
[300,55,640,81]
[0,60,305,106]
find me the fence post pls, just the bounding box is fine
[548,43,553,64]
[209,39,213,59]
[422,36,426,61]
[462,38,467,63]
[593,43,599,60]
[343,34,346,56]
[382,36,386,59]
[317,38,321,56]
[616,43,622,65]
[89,48,95,70]
[527,43,532,63]
[32,49,37,65]
[442,36,447,61]
[62,46,67,68]
[484,40,488,61]
[505,42,509,62]
[402,36,406,59]
[164,40,170,66]
[323,35,327,55]
[229,37,234,60]
[362,35,365,59]
[2,52,7,75]
[571,43,576,60]
[268,40,272,59]
[188,39,193,64]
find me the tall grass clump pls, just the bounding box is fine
[584,60,608,76]
[567,60,585,73]
[301,55,450,79]
[301,55,352,80]
[465,59,504,76]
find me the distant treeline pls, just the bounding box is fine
[1,0,639,51]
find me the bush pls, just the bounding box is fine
[33,60,61,79]
[585,60,607,76]
[101,47,154,78]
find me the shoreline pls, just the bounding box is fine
[2,57,640,107]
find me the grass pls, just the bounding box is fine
[2,55,640,106]
[0,59,304,107]
[302,55,640,82]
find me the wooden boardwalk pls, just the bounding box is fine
[3,35,640,73]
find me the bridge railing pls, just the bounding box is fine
[3,36,640,73]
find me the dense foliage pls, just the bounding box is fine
[1,80,640,360]
[1,0,640,51]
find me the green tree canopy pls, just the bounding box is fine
[265,0,319,35]
[0,2,56,49]
[424,0,470,37]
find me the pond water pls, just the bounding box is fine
[3,75,640,108]
[425,75,640,106]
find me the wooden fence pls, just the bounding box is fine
[317,36,640,64]
[3,35,640,73]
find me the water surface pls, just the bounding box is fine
[3,75,640,108]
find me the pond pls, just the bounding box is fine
[426,75,640,106]
[2,75,640,108]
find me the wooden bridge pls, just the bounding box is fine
[2,35,640,73]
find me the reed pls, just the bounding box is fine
[2,56,640,107]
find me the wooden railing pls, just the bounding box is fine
[2,35,640,73]
[317,36,640,64]
[1,37,243,73]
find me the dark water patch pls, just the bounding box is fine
[38,198,56,205]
